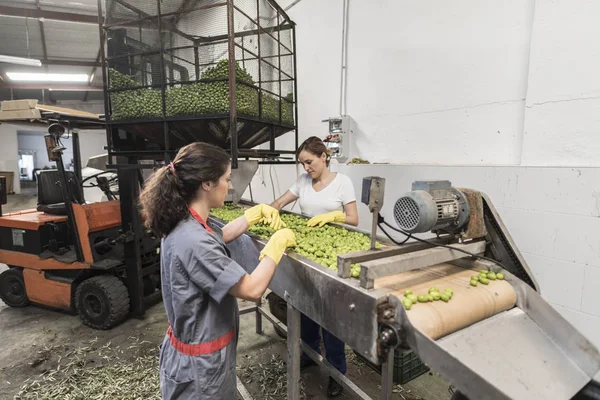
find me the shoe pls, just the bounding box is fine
[300,358,317,371]
[327,377,343,397]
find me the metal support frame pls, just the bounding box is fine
[116,157,145,317]
[336,237,453,278]
[359,241,486,289]
[381,350,395,400]
[239,298,394,400]
[51,144,84,262]
[286,295,301,400]
[236,376,253,400]
[227,0,238,168]
[71,131,85,204]
[0,5,100,24]
[97,0,299,169]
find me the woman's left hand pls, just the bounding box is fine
[307,210,346,227]
[245,204,286,230]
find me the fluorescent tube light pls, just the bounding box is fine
[0,55,42,67]
[6,72,89,82]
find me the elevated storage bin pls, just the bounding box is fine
[102,0,297,151]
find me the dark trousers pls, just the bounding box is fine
[300,314,347,374]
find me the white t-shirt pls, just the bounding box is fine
[289,172,356,217]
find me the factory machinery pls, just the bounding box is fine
[215,178,600,400]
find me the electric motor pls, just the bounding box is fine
[393,180,470,234]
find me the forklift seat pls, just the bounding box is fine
[36,170,84,215]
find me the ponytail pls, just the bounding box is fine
[139,142,230,237]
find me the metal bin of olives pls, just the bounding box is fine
[101,0,297,151]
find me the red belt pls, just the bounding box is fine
[167,325,234,356]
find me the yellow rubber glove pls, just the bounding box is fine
[307,210,346,227]
[244,204,285,230]
[259,228,297,264]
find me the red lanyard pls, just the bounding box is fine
[189,208,214,234]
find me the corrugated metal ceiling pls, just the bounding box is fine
[0,0,204,102]
[0,0,102,101]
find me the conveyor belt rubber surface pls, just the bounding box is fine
[376,263,516,340]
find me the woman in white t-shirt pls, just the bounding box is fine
[271,136,358,398]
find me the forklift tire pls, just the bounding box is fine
[0,268,30,307]
[75,275,130,330]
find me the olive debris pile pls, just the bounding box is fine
[108,60,294,124]
[401,287,454,311]
[210,204,381,278]
[14,336,160,400]
[470,269,504,287]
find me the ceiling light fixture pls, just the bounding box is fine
[0,55,43,67]
[6,72,89,82]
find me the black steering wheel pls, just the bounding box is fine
[81,170,119,200]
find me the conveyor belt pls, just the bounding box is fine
[214,202,600,400]
[378,263,516,340]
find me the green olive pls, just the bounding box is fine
[480,277,490,285]
[418,295,428,303]
[496,273,505,280]
[470,280,478,287]
[405,289,413,296]
[471,275,480,282]
[441,294,450,302]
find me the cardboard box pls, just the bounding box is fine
[0,109,42,120]
[0,99,38,111]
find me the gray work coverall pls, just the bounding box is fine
[159,214,247,399]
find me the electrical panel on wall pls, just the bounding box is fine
[322,115,354,163]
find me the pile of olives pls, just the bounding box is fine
[108,60,294,125]
[210,204,381,277]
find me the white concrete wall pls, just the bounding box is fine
[521,0,600,166]
[0,122,107,194]
[346,0,535,165]
[77,130,108,168]
[0,123,21,194]
[18,131,73,171]
[15,129,106,171]
[243,0,600,348]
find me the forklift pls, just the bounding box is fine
[0,123,161,329]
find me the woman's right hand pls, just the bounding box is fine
[259,228,297,265]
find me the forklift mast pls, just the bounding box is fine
[44,124,84,262]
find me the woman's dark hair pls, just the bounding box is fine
[296,136,332,166]
[139,142,230,237]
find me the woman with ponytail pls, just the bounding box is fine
[139,142,296,399]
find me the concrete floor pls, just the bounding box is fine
[0,186,452,400]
